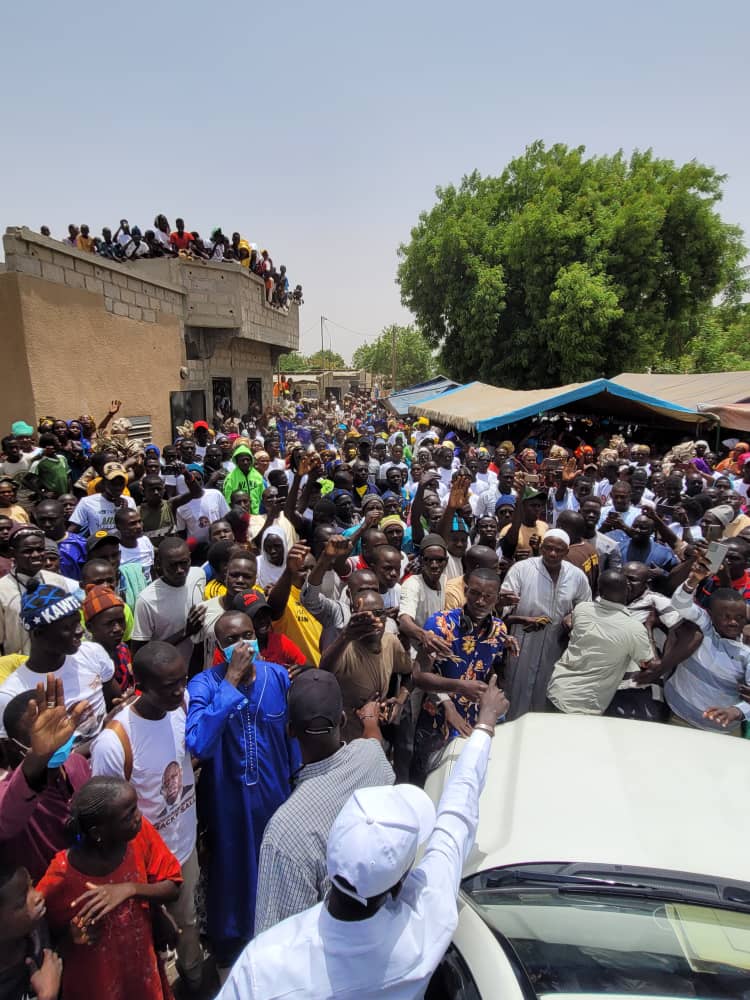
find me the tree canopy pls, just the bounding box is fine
[352,325,435,390]
[397,142,747,389]
[279,349,346,372]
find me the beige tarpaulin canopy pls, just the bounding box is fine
[408,372,750,434]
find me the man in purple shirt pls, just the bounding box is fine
[0,674,91,881]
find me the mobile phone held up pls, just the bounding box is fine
[705,540,729,575]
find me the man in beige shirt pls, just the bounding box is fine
[547,571,654,715]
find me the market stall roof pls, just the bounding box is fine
[408,372,750,434]
[384,376,462,417]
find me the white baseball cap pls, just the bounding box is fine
[327,784,437,905]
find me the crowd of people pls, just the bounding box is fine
[0,391,749,999]
[36,219,303,309]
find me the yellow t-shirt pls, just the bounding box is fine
[272,585,322,666]
[0,653,28,685]
[204,579,227,600]
[499,520,548,553]
[1,504,30,524]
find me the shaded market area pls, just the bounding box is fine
[406,371,750,436]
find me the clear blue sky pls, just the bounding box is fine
[3,0,748,362]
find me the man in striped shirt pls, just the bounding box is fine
[254,670,394,934]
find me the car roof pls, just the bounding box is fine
[425,715,750,885]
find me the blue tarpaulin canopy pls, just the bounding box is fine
[384,376,462,417]
[407,372,750,433]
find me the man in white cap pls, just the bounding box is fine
[217,676,508,1000]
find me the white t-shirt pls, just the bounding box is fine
[0,641,114,738]
[119,536,155,580]
[69,493,136,536]
[399,573,446,628]
[132,569,206,665]
[91,701,196,864]
[175,489,230,543]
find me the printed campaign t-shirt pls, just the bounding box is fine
[0,641,114,738]
[92,699,196,864]
[68,493,136,535]
[119,536,155,581]
[175,489,230,543]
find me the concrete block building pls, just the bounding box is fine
[0,227,300,444]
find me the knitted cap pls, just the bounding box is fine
[82,584,124,624]
[21,578,81,631]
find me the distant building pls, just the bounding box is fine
[284,369,372,402]
[0,227,300,442]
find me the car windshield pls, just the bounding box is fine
[464,864,750,998]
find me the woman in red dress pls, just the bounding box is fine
[37,776,182,1000]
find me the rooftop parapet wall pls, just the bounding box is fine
[129,257,299,351]
[3,228,300,352]
[3,227,184,323]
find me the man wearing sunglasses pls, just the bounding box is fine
[319,590,412,743]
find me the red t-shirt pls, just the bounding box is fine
[170,230,193,250]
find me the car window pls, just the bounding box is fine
[465,879,750,998]
[426,943,481,1000]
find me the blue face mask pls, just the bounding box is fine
[222,638,259,663]
[48,734,76,768]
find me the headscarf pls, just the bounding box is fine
[256,526,288,589]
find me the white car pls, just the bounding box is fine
[423,714,750,999]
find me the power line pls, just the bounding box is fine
[322,316,380,341]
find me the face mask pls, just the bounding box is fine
[48,734,76,768]
[222,638,259,663]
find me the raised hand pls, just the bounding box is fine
[29,675,91,759]
[108,400,122,416]
[286,542,311,574]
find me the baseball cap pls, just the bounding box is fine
[288,669,342,735]
[327,784,437,905]
[193,420,209,431]
[229,591,269,620]
[11,421,34,437]
[521,485,545,502]
[86,531,119,555]
[103,461,128,481]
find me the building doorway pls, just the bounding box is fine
[246,378,263,416]
[212,378,233,428]
[170,391,206,439]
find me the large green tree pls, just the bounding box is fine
[352,324,435,390]
[280,349,346,372]
[397,142,747,388]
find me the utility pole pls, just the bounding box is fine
[391,325,397,392]
[320,315,324,360]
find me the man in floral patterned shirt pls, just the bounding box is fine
[410,568,518,784]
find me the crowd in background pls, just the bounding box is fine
[35,218,303,310]
[0,389,749,999]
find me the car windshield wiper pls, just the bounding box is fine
[472,870,750,913]
[484,870,654,891]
